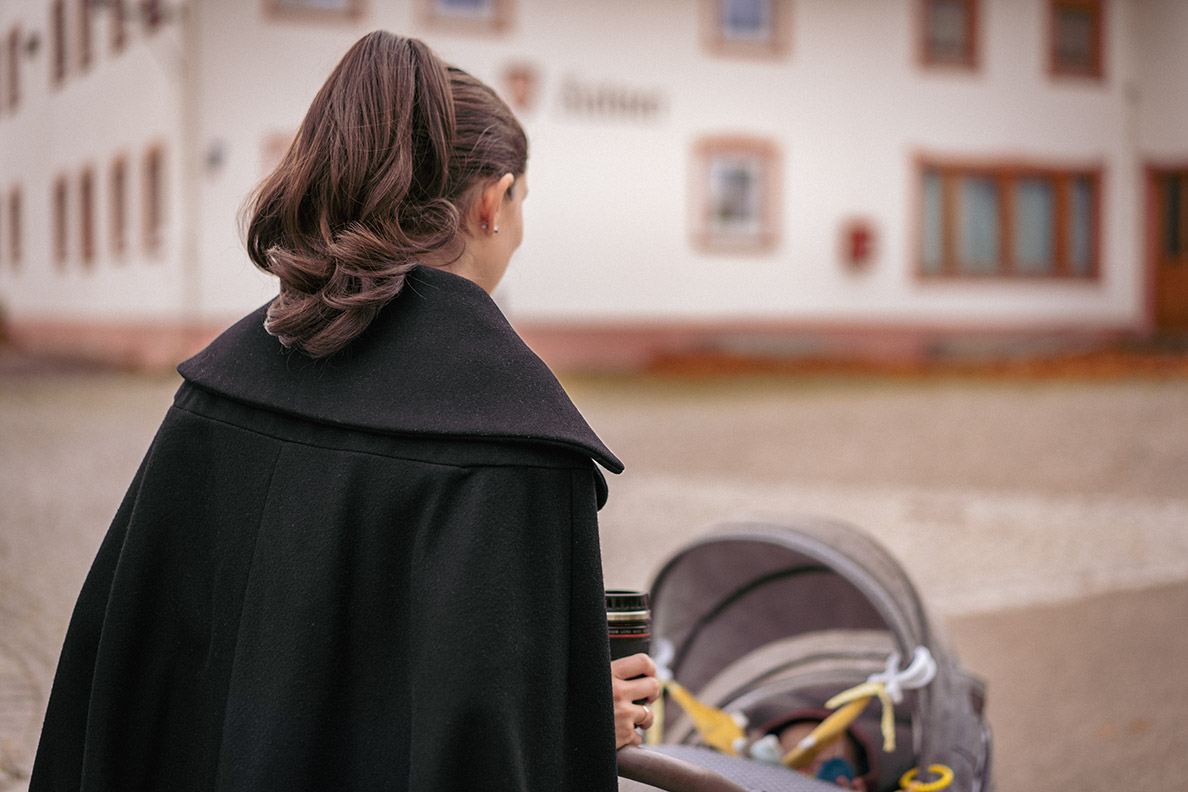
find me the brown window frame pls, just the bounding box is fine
[8,186,21,268]
[142,144,166,257]
[415,0,512,35]
[1049,0,1104,79]
[919,0,978,69]
[700,0,791,60]
[51,0,67,85]
[691,135,782,255]
[263,0,366,23]
[110,0,127,52]
[77,0,93,71]
[141,0,165,34]
[7,28,20,110]
[53,175,69,268]
[917,159,1102,280]
[110,155,128,258]
[80,166,96,267]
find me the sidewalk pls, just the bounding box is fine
[2,359,1187,791]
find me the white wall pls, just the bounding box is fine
[1133,0,1188,161]
[0,0,187,321]
[0,0,1172,335]
[504,0,1146,326]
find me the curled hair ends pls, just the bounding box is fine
[243,31,527,358]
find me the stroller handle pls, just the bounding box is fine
[618,746,748,792]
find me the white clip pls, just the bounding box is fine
[652,639,675,683]
[868,647,936,703]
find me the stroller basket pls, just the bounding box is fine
[618,515,992,792]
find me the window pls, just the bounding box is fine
[78,0,93,70]
[417,0,511,32]
[143,145,165,255]
[141,0,164,33]
[111,0,127,52]
[110,156,128,257]
[921,0,977,68]
[80,167,95,267]
[1050,0,1103,78]
[1160,173,1187,260]
[53,176,68,268]
[51,0,67,85]
[7,28,20,109]
[702,0,790,59]
[920,162,1100,278]
[692,137,781,253]
[264,0,365,21]
[8,187,20,268]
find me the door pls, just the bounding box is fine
[1153,170,1188,330]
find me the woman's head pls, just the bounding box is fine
[244,31,528,358]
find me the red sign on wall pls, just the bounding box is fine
[841,218,877,271]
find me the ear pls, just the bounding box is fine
[474,173,515,236]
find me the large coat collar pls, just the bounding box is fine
[178,266,623,474]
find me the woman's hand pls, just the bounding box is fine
[611,653,661,749]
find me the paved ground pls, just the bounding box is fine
[2,357,1186,791]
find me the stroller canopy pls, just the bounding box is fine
[650,515,931,694]
[645,516,991,792]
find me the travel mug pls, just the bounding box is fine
[606,589,651,660]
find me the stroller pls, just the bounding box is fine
[617,515,993,792]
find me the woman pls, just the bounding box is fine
[30,31,657,792]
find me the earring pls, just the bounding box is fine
[494,226,500,234]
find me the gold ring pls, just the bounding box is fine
[639,704,651,725]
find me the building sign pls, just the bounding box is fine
[560,77,666,123]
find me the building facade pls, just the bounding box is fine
[1,0,1185,370]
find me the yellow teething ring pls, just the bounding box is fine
[899,764,954,791]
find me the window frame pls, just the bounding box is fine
[141,0,165,34]
[142,143,166,257]
[700,0,791,60]
[53,174,69,268]
[262,0,366,24]
[919,0,979,70]
[1048,0,1104,79]
[8,187,21,268]
[415,0,513,34]
[917,158,1103,280]
[110,155,128,258]
[80,165,96,267]
[77,0,93,71]
[7,27,20,110]
[51,0,67,86]
[110,0,127,53]
[691,135,782,255]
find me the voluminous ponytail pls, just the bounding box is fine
[242,31,527,358]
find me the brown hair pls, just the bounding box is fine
[243,31,527,358]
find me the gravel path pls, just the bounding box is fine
[2,367,1186,791]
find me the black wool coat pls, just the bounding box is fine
[30,266,625,792]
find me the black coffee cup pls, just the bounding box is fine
[606,589,651,661]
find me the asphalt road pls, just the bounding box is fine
[2,363,1186,791]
